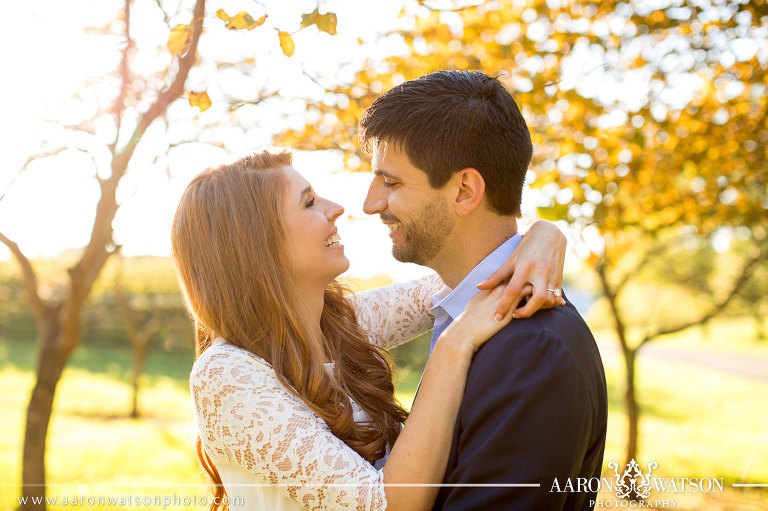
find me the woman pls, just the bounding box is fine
[173,150,566,511]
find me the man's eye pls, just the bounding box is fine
[305,197,315,208]
[382,180,397,188]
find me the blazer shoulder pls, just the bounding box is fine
[481,302,594,354]
[468,302,604,393]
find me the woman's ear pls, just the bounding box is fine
[452,167,485,217]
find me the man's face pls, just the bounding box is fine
[363,144,455,266]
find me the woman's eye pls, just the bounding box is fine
[305,197,315,208]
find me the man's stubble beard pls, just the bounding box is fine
[392,197,455,267]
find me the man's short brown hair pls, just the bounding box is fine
[359,70,533,216]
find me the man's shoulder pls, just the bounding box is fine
[485,301,594,351]
[468,300,603,384]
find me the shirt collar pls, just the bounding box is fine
[431,233,522,320]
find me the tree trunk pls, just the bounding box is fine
[754,310,766,341]
[21,308,71,511]
[131,343,148,418]
[623,348,639,465]
[596,262,640,465]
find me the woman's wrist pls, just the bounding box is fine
[435,328,476,359]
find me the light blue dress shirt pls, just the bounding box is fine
[429,233,522,354]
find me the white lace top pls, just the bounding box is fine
[190,274,442,511]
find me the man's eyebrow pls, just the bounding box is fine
[373,169,399,180]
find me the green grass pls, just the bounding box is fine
[600,344,768,482]
[1,317,767,510]
[0,341,202,510]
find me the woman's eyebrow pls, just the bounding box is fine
[299,186,312,204]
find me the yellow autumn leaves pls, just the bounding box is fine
[167,24,191,57]
[169,7,337,112]
[278,31,295,57]
[188,91,211,112]
[215,9,267,31]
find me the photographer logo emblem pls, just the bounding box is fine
[550,458,724,508]
[608,459,658,500]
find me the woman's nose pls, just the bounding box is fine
[327,200,344,222]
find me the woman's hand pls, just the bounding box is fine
[384,285,514,511]
[477,220,567,320]
[437,284,515,354]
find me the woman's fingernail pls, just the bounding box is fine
[495,313,503,321]
[512,313,519,319]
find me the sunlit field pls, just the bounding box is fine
[1,319,766,511]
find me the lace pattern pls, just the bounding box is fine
[190,275,443,510]
[349,273,442,349]
[191,343,386,510]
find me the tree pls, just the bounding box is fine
[277,0,768,465]
[0,1,205,505]
[726,238,768,341]
[113,264,163,418]
[0,0,342,506]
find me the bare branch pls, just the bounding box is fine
[168,140,224,150]
[0,148,68,202]
[640,247,768,346]
[153,0,172,30]
[114,282,138,343]
[530,63,609,93]
[114,0,206,172]
[596,258,631,354]
[226,90,281,111]
[39,118,97,136]
[139,315,163,347]
[109,0,134,156]
[614,238,678,292]
[0,232,45,318]
[68,0,207,306]
[114,269,163,349]
[301,70,342,94]
[416,0,483,12]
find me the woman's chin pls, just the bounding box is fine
[335,256,351,276]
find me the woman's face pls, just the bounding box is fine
[281,166,349,287]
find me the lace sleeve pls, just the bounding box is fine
[190,343,387,511]
[348,273,444,349]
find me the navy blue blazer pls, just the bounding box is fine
[433,297,607,511]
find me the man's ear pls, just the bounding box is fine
[452,168,485,217]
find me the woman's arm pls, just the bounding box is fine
[382,284,515,510]
[191,344,388,510]
[191,286,513,511]
[349,273,443,349]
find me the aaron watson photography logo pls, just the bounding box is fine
[550,459,725,508]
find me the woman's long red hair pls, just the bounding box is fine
[172,151,408,509]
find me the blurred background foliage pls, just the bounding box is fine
[275,0,768,465]
[1,0,767,509]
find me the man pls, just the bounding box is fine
[360,70,607,510]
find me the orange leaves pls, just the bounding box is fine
[301,8,337,35]
[188,91,211,112]
[279,31,295,57]
[167,24,191,57]
[210,7,340,61]
[216,9,267,31]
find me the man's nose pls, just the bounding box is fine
[363,179,386,216]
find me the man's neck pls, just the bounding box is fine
[430,216,518,289]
